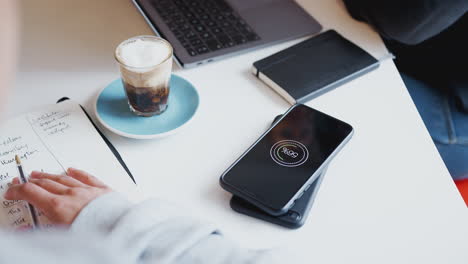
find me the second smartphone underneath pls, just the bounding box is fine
[230,167,327,229]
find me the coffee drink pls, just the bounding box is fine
[115,36,173,116]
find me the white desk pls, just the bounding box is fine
[12,0,468,263]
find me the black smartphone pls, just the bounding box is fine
[230,167,326,229]
[220,104,353,216]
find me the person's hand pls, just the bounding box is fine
[4,168,112,226]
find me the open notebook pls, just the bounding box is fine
[0,100,136,229]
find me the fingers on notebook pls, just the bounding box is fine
[25,169,107,189]
[4,182,56,211]
[30,171,86,188]
[28,178,68,195]
[67,168,107,188]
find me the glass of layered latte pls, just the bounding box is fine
[115,36,173,117]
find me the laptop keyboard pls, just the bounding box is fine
[153,0,261,57]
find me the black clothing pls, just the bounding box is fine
[343,0,468,112]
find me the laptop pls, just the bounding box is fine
[133,0,322,68]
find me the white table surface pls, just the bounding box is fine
[11,0,468,263]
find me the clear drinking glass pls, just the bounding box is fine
[115,36,173,117]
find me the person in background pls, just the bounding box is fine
[0,2,284,263]
[343,0,468,203]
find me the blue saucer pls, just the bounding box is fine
[95,74,199,139]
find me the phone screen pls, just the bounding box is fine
[222,105,353,211]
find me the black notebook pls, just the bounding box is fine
[253,30,379,104]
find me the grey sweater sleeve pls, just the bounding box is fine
[343,0,468,44]
[0,193,284,264]
[70,192,282,264]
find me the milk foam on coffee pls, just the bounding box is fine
[116,37,173,89]
[116,38,171,69]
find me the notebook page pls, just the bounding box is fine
[0,100,136,229]
[0,116,64,229]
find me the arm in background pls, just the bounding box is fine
[343,0,468,44]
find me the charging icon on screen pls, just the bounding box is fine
[270,140,309,167]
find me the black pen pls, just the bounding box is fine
[15,155,39,229]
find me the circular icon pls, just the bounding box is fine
[270,140,309,167]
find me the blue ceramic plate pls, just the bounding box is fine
[95,75,199,139]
